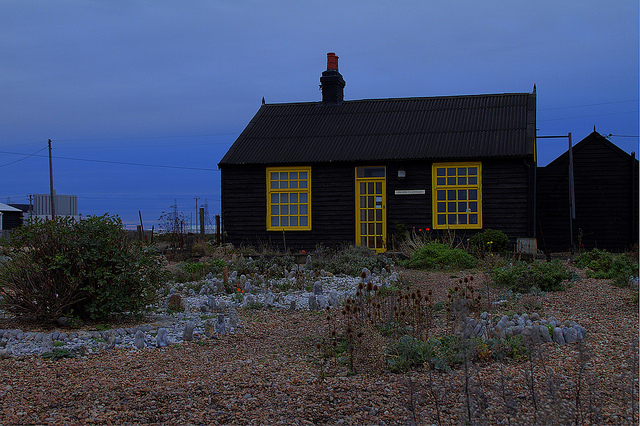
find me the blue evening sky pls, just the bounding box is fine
[1,1,638,229]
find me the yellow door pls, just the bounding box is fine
[355,167,386,252]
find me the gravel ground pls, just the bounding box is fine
[0,266,637,425]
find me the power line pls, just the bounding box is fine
[0,150,220,171]
[0,147,47,168]
[538,110,639,122]
[538,99,638,111]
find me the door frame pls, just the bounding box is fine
[355,166,387,253]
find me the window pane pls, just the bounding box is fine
[437,202,446,213]
[290,172,298,180]
[290,193,298,203]
[281,217,289,226]
[361,223,367,235]
[447,177,456,185]
[376,223,382,235]
[281,205,289,215]
[271,181,279,189]
[468,167,477,175]
[271,217,279,227]
[375,196,382,207]
[368,196,374,208]
[360,182,366,193]
[469,202,478,212]
[436,168,446,176]
[375,209,382,221]
[270,172,278,180]
[468,177,477,185]
[271,205,279,215]
[438,214,446,225]
[280,172,288,180]
[300,204,308,214]
[458,202,467,212]
[437,177,446,185]
[458,167,467,176]
[368,209,374,221]
[447,167,456,176]
[299,181,307,188]
[300,216,308,226]
[280,181,288,189]
[458,190,467,200]
[271,193,279,203]
[448,202,457,212]
[300,193,307,203]
[368,182,374,193]
[448,214,457,225]
[290,181,298,189]
[469,214,478,224]
[469,190,477,200]
[361,237,367,246]
[368,223,375,235]
[360,196,366,207]
[458,215,467,225]
[290,205,298,214]
[360,209,366,221]
[447,190,457,200]
[281,193,289,203]
[375,182,382,194]
[290,216,298,226]
[458,177,467,185]
[437,190,446,201]
[368,237,375,247]
[299,172,307,179]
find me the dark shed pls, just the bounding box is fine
[537,131,639,252]
[0,203,23,230]
[219,53,537,252]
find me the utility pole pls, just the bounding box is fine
[48,139,55,218]
[194,197,200,234]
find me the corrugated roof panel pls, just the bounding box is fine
[219,93,536,165]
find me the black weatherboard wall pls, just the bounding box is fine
[219,53,537,252]
[537,131,639,252]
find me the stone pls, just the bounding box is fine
[329,290,340,307]
[134,330,146,349]
[264,291,275,308]
[183,322,195,342]
[362,268,372,284]
[306,255,312,267]
[215,314,226,335]
[204,319,216,338]
[244,282,253,294]
[539,325,552,343]
[40,334,54,353]
[553,327,566,345]
[242,294,255,308]
[480,311,488,321]
[188,289,196,297]
[156,328,169,347]
[199,286,209,296]
[313,281,323,295]
[104,330,117,350]
[531,312,541,321]
[563,327,578,343]
[228,308,238,328]
[308,294,318,311]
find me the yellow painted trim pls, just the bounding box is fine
[431,162,483,229]
[355,166,387,253]
[266,166,312,231]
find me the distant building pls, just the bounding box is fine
[31,193,80,221]
[0,202,23,230]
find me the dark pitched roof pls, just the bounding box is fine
[544,131,637,169]
[219,92,536,166]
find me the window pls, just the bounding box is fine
[432,162,482,229]
[267,167,311,230]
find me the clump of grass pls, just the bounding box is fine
[405,242,476,270]
[491,259,569,293]
[575,248,638,287]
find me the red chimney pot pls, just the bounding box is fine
[327,52,339,71]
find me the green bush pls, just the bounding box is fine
[307,245,391,276]
[0,215,166,322]
[491,259,569,293]
[470,228,510,253]
[405,242,476,270]
[171,258,227,283]
[575,248,639,287]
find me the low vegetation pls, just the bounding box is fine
[575,247,639,287]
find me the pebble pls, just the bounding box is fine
[0,271,389,357]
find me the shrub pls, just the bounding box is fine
[405,242,476,270]
[0,215,166,322]
[470,229,510,253]
[575,248,639,287]
[491,259,569,293]
[170,258,227,283]
[308,245,391,276]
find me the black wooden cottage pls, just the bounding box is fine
[218,53,537,252]
[537,131,639,252]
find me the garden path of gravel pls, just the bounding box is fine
[0,267,637,425]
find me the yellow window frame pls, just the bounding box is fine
[266,166,311,231]
[432,162,482,229]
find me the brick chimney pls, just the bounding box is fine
[320,52,345,105]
